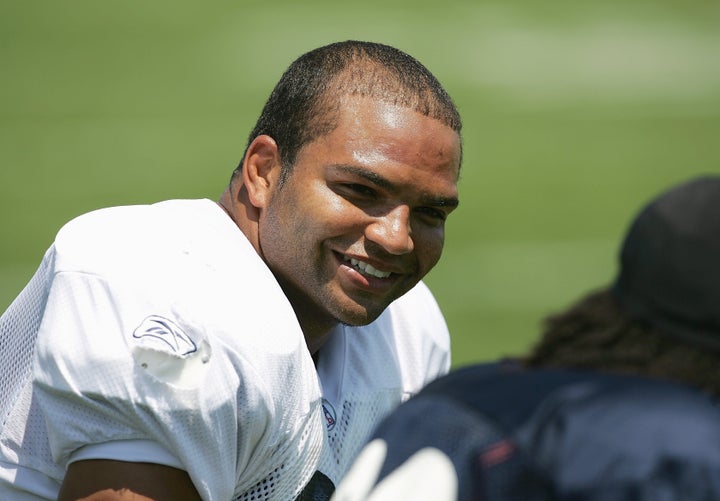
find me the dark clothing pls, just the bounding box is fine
[369,362,720,500]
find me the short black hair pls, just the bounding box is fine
[235,40,462,186]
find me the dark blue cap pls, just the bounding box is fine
[612,175,720,351]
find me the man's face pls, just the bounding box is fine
[259,95,461,332]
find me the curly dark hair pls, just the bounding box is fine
[234,40,462,187]
[523,288,720,397]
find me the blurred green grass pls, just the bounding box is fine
[2,0,719,367]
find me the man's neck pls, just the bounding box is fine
[294,307,338,356]
[219,187,337,356]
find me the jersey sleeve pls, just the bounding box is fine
[69,439,184,469]
[33,269,248,501]
[31,201,328,501]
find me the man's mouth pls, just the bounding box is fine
[343,255,392,279]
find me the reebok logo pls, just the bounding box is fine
[133,315,197,356]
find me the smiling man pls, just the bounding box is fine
[0,41,462,500]
[225,93,460,353]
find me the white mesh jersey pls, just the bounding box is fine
[0,199,450,501]
[313,282,451,490]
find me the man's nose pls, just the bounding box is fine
[365,205,414,255]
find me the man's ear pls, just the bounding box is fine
[241,135,282,209]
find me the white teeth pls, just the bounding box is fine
[346,257,392,278]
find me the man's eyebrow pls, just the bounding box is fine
[332,164,394,190]
[331,164,459,209]
[423,194,460,209]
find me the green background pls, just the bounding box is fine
[2,1,719,368]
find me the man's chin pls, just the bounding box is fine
[334,302,388,328]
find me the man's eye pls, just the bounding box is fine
[416,207,447,224]
[344,184,377,198]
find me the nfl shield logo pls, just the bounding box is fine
[321,399,336,431]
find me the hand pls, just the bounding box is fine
[331,439,458,501]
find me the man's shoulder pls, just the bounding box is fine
[382,281,450,347]
[340,281,451,386]
[56,199,216,240]
[385,282,445,325]
[51,199,233,274]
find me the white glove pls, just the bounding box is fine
[331,439,458,501]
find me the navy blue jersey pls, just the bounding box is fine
[352,362,720,500]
